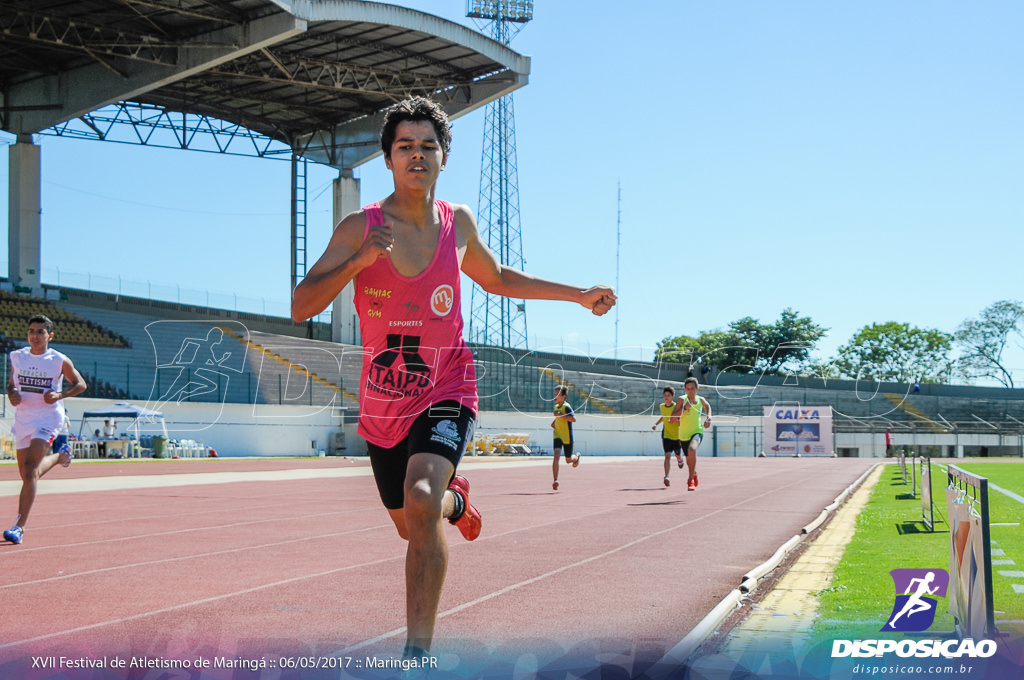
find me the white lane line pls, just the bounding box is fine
[1,509,358,555]
[338,476,812,654]
[2,522,394,590]
[0,465,376,498]
[0,463,852,655]
[989,481,1024,506]
[0,500,621,650]
[0,457,595,499]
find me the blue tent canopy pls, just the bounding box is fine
[78,402,168,439]
[82,403,163,419]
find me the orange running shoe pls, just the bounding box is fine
[447,475,481,541]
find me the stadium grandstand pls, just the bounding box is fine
[1,1,1021,459]
[0,283,1021,459]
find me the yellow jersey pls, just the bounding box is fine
[659,402,680,440]
[553,402,574,444]
[679,396,708,439]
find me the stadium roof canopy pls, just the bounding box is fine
[0,0,531,169]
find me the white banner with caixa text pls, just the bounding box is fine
[763,405,834,456]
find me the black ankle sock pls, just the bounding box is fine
[449,488,465,523]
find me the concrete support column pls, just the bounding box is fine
[331,171,361,345]
[8,135,42,292]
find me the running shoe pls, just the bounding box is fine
[3,525,23,545]
[687,479,696,491]
[664,476,670,487]
[447,475,481,541]
[58,443,72,468]
[572,453,580,468]
[676,453,683,469]
[693,473,699,488]
[552,480,559,491]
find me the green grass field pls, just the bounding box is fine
[812,458,1024,643]
[945,460,1024,619]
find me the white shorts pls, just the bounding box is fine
[13,417,62,450]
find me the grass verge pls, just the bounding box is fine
[812,458,1024,643]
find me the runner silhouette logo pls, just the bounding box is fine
[882,568,949,632]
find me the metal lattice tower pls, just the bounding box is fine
[467,1,533,351]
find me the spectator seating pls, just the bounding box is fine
[0,290,130,348]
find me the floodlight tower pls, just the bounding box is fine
[467,1,533,352]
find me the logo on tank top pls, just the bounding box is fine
[15,362,58,394]
[17,375,51,393]
[366,334,433,399]
[430,285,454,317]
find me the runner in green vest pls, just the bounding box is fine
[551,385,579,490]
[678,377,712,491]
[652,385,684,487]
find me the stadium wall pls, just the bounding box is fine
[471,412,1022,458]
[3,399,1017,459]
[4,397,347,458]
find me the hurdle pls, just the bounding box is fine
[919,456,934,532]
[910,452,917,498]
[945,465,996,639]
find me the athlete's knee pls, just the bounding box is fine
[403,480,443,524]
[19,461,42,481]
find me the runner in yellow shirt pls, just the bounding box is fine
[652,386,684,487]
[551,385,579,490]
[678,377,712,491]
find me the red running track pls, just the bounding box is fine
[0,455,876,679]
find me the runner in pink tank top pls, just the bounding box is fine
[354,199,477,448]
[292,97,616,658]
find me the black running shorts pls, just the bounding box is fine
[365,400,476,510]
[680,433,703,453]
[662,437,682,454]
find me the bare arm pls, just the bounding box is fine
[6,363,20,407]
[45,358,87,404]
[291,210,392,322]
[701,396,712,426]
[455,205,616,315]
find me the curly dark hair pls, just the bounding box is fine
[28,314,53,333]
[380,97,452,158]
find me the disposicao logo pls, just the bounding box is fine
[882,568,948,632]
[830,567,997,659]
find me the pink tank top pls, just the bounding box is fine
[354,200,478,447]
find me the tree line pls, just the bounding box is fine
[654,300,1024,389]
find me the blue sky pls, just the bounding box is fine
[2,1,1022,382]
